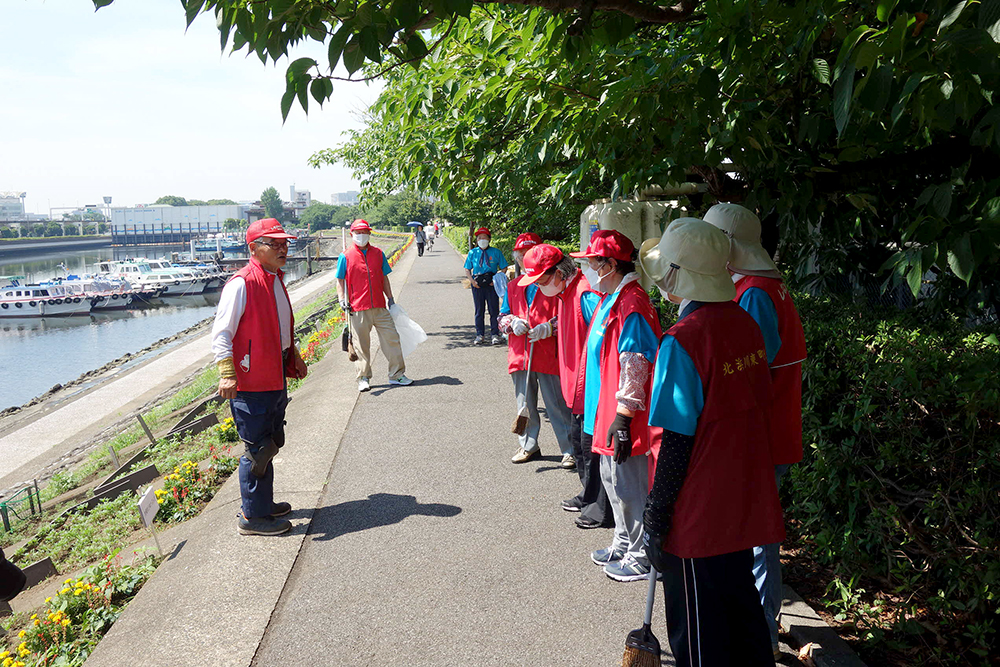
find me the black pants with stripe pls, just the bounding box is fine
[661,548,774,667]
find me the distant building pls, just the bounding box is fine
[331,191,359,206]
[0,195,25,221]
[290,186,312,210]
[110,204,246,245]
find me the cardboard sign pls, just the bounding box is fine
[137,487,159,528]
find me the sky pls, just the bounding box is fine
[0,0,382,215]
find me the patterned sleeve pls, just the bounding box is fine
[643,429,695,537]
[616,351,650,413]
[499,313,517,334]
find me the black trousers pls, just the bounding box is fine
[660,549,774,667]
[417,242,424,256]
[471,284,499,336]
[570,413,611,524]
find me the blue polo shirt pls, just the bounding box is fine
[464,246,507,275]
[336,248,392,279]
[648,302,706,436]
[581,281,660,436]
[738,287,781,364]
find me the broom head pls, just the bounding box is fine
[347,338,358,362]
[511,409,529,435]
[621,624,660,667]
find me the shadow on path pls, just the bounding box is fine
[368,375,463,396]
[308,493,462,542]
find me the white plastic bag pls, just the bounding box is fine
[493,271,509,298]
[389,303,427,358]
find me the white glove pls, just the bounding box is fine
[511,318,530,336]
[339,299,349,312]
[528,321,553,342]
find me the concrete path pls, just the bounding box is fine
[84,238,672,667]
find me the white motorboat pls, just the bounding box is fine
[42,275,137,311]
[0,283,91,318]
[95,259,202,296]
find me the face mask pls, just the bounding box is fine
[582,265,603,292]
[477,239,490,249]
[656,264,683,304]
[352,233,369,247]
[539,275,565,297]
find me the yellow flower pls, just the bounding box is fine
[75,590,84,596]
[61,619,71,627]
[17,630,25,638]
[3,657,12,667]
[0,651,8,659]
[45,597,51,603]
[60,587,70,594]
[64,578,72,584]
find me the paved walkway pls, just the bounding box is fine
[84,238,675,667]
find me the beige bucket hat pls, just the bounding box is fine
[702,203,779,274]
[638,218,736,303]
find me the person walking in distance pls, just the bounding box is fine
[337,219,413,392]
[703,203,807,659]
[639,218,784,666]
[212,218,308,536]
[498,233,574,466]
[464,226,508,345]
[414,224,427,257]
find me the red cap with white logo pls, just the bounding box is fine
[246,218,297,244]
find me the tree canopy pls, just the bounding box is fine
[261,186,285,220]
[101,0,1000,317]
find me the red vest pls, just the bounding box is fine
[505,277,560,375]
[591,281,662,457]
[661,301,785,558]
[344,244,387,311]
[230,259,294,393]
[557,271,594,414]
[735,276,807,465]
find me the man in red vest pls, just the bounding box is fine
[704,203,807,658]
[212,218,308,536]
[336,219,412,392]
[639,218,783,666]
[498,233,573,465]
[521,243,613,529]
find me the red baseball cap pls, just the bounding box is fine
[521,243,565,284]
[246,218,297,244]
[513,232,542,252]
[350,219,372,233]
[569,229,634,262]
[474,227,491,237]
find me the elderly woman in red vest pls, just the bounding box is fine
[521,242,614,529]
[498,233,574,465]
[703,203,807,658]
[570,230,662,582]
[639,218,784,666]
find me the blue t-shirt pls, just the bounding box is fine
[500,281,537,316]
[582,284,660,436]
[738,287,781,364]
[648,302,706,436]
[463,246,507,275]
[336,248,392,279]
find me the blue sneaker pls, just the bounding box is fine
[591,545,625,566]
[604,554,651,582]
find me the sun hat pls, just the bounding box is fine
[350,219,372,234]
[246,218,297,244]
[474,226,491,238]
[702,203,778,274]
[569,229,634,262]
[521,244,565,284]
[638,218,736,303]
[513,232,542,252]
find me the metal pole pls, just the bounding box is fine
[0,504,9,533]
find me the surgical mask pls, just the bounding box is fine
[582,264,603,292]
[539,275,565,297]
[477,239,490,249]
[352,233,370,247]
[656,263,683,304]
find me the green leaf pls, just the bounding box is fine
[342,41,365,75]
[938,1,968,34]
[834,25,874,79]
[812,58,831,85]
[905,258,923,296]
[184,0,206,28]
[932,184,953,217]
[280,88,296,122]
[947,234,975,283]
[327,26,352,71]
[982,197,1000,222]
[891,73,930,128]
[979,0,1000,42]
[834,62,856,137]
[358,26,382,64]
[877,0,898,22]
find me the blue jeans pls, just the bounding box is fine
[753,463,790,648]
[471,284,499,336]
[231,389,288,519]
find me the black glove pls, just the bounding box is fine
[607,413,633,464]
[643,531,669,574]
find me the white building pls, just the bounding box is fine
[0,194,25,221]
[290,186,312,210]
[331,191,359,206]
[110,204,246,245]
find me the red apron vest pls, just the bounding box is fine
[556,271,594,413]
[229,258,294,393]
[591,281,662,457]
[345,244,387,311]
[660,301,785,558]
[506,276,560,375]
[735,276,807,465]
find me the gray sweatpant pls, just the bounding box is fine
[510,370,573,456]
[600,453,650,565]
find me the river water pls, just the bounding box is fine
[0,244,310,411]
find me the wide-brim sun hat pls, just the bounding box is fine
[639,217,736,303]
[702,203,778,274]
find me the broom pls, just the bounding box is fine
[621,567,661,667]
[511,339,535,435]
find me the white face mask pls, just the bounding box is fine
[477,239,490,249]
[539,275,565,297]
[581,264,603,292]
[352,233,369,247]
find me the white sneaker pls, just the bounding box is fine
[560,453,576,469]
[491,335,502,345]
[473,335,484,345]
[388,375,413,386]
[357,378,371,392]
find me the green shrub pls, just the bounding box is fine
[788,293,1000,664]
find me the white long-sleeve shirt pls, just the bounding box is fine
[211,273,292,362]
